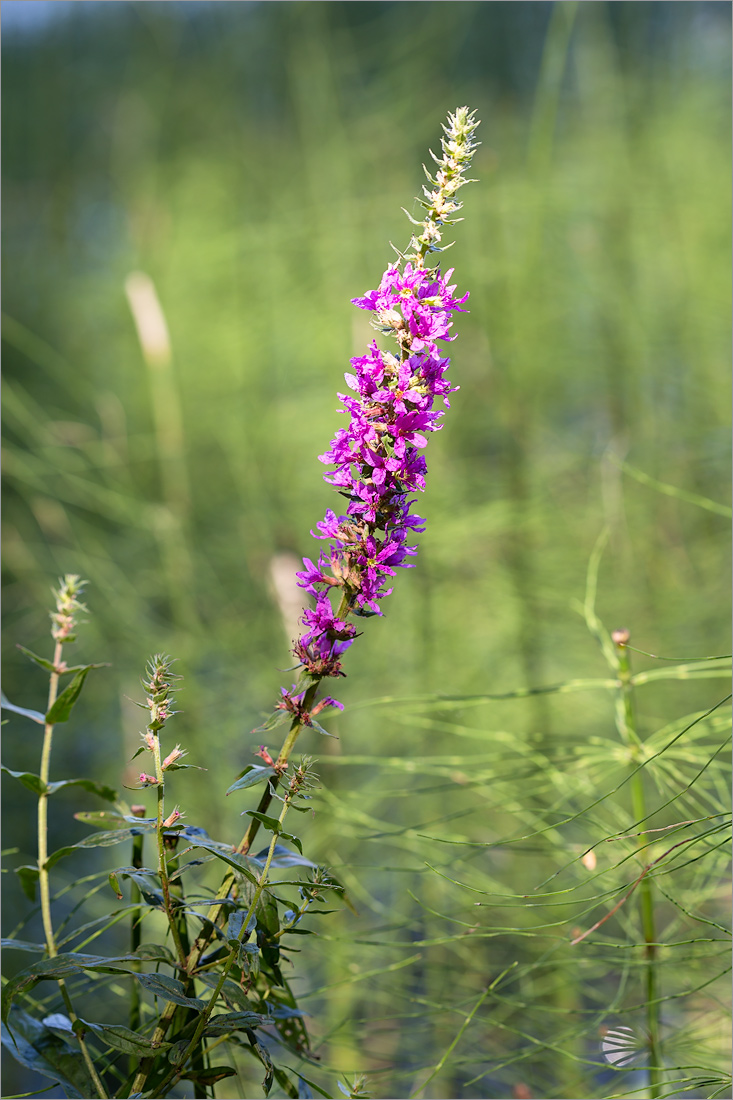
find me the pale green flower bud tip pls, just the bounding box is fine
[50,574,89,643]
[405,106,480,268]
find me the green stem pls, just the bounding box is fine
[186,676,323,975]
[147,788,294,1098]
[615,635,661,1098]
[152,733,188,969]
[38,641,62,956]
[128,807,145,1074]
[187,594,353,978]
[37,642,109,1100]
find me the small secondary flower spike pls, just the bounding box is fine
[288,107,479,709]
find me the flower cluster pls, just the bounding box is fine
[50,574,87,645]
[294,264,468,680]
[286,108,479,707]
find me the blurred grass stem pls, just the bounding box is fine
[615,634,662,1098]
[124,272,198,633]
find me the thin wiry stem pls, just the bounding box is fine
[615,634,662,1098]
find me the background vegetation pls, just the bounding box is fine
[2,3,730,1098]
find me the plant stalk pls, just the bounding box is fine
[151,732,188,969]
[615,634,662,1098]
[37,641,109,1100]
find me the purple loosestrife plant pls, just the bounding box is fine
[188,105,479,992]
[294,111,479,691]
[226,107,479,872]
[1,109,479,1100]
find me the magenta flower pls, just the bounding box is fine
[267,107,479,718]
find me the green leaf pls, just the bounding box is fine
[45,668,91,724]
[74,809,154,829]
[135,973,205,1011]
[46,777,117,801]
[247,1028,275,1096]
[167,1038,190,1065]
[2,947,176,1026]
[16,647,109,678]
[0,768,116,803]
[0,693,45,725]
[196,974,255,1012]
[1,766,46,795]
[245,811,282,834]
[1,939,45,954]
[179,839,261,887]
[46,823,157,871]
[180,1066,238,1086]
[252,710,290,735]
[205,1010,271,1035]
[15,645,57,673]
[293,1070,333,1099]
[14,866,39,903]
[278,830,303,855]
[77,1019,171,1056]
[114,869,164,908]
[1,1006,95,1100]
[226,765,276,795]
[226,910,246,942]
[309,719,339,739]
[42,1013,76,1046]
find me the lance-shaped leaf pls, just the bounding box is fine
[134,972,205,1011]
[247,1028,275,1096]
[1,767,117,803]
[45,668,92,724]
[14,866,40,903]
[205,1010,272,1035]
[16,646,109,678]
[75,809,155,829]
[226,764,277,795]
[0,693,45,725]
[252,710,291,735]
[196,973,256,1013]
[109,867,164,907]
[46,823,158,871]
[1,939,45,954]
[76,1018,172,1056]
[252,843,317,869]
[178,838,261,887]
[47,777,116,801]
[180,1066,238,1087]
[245,810,283,833]
[3,947,174,1027]
[1,1007,95,1099]
[1,767,46,795]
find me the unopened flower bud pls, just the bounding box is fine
[50,575,88,644]
[612,629,630,647]
[139,772,159,787]
[162,745,186,770]
[163,807,183,828]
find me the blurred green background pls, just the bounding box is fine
[2,3,730,1098]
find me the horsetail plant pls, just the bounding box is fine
[1,106,480,1100]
